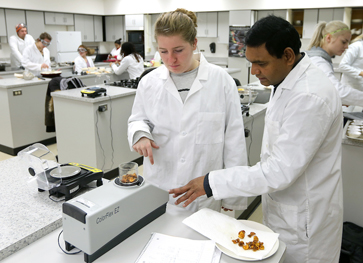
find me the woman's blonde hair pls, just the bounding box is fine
[154,8,197,45]
[352,33,363,43]
[308,21,350,50]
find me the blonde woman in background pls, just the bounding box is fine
[128,8,248,212]
[339,34,363,92]
[74,45,95,75]
[306,21,363,107]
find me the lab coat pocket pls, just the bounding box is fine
[265,194,298,245]
[196,112,224,145]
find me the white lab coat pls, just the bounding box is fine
[310,55,363,107]
[339,40,363,91]
[128,53,248,212]
[209,55,343,262]
[110,47,121,60]
[74,55,95,75]
[112,54,144,79]
[9,34,35,68]
[21,43,50,76]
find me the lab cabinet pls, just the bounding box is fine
[196,12,218,37]
[0,9,6,36]
[217,12,229,44]
[318,8,344,23]
[75,14,94,42]
[303,9,318,39]
[44,12,74,25]
[26,11,45,40]
[105,16,125,42]
[5,9,25,41]
[151,13,160,43]
[229,10,252,26]
[125,14,144,30]
[94,16,103,42]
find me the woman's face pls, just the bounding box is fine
[115,43,121,49]
[325,31,351,57]
[78,47,87,58]
[157,34,197,74]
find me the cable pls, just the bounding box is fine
[57,230,82,255]
[95,108,106,170]
[108,95,115,171]
[247,114,254,166]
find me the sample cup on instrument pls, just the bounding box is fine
[119,162,138,185]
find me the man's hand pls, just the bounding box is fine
[132,137,159,165]
[169,176,206,207]
[359,71,363,78]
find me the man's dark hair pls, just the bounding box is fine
[245,15,301,58]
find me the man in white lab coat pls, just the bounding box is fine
[170,16,343,263]
[9,23,35,69]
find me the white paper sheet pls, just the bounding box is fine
[183,208,279,260]
[135,232,221,263]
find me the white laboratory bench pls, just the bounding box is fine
[1,200,286,263]
[341,107,363,227]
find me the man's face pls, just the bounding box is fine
[17,28,27,39]
[245,44,291,87]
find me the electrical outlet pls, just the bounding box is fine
[98,104,108,112]
[13,90,22,96]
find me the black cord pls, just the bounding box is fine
[95,108,107,170]
[248,114,254,166]
[57,230,82,255]
[108,95,115,171]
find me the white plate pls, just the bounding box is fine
[216,220,279,261]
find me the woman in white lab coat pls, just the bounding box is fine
[307,21,363,107]
[128,8,248,212]
[109,38,122,60]
[339,34,363,91]
[74,45,95,75]
[110,42,144,79]
[22,32,51,75]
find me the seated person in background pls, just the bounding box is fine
[109,38,122,60]
[110,42,144,79]
[74,45,95,75]
[22,32,51,75]
[339,33,363,92]
[307,21,363,108]
[9,23,35,69]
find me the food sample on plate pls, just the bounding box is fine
[121,173,137,183]
[232,230,265,251]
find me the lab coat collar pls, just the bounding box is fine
[158,53,207,104]
[268,53,310,109]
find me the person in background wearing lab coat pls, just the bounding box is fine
[307,22,363,109]
[109,38,122,60]
[110,42,144,79]
[170,15,343,263]
[9,23,35,69]
[339,33,363,92]
[74,45,95,75]
[22,32,51,76]
[128,8,248,212]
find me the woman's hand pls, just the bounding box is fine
[109,62,113,67]
[133,137,159,165]
[41,63,49,69]
[359,71,363,78]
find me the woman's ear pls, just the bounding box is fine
[193,38,198,50]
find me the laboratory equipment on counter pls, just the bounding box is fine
[62,176,169,263]
[17,143,103,201]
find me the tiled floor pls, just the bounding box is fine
[0,144,262,223]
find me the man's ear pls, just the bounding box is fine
[284,47,296,65]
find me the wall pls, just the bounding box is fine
[0,0,104,15]
[103,0,363,15]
